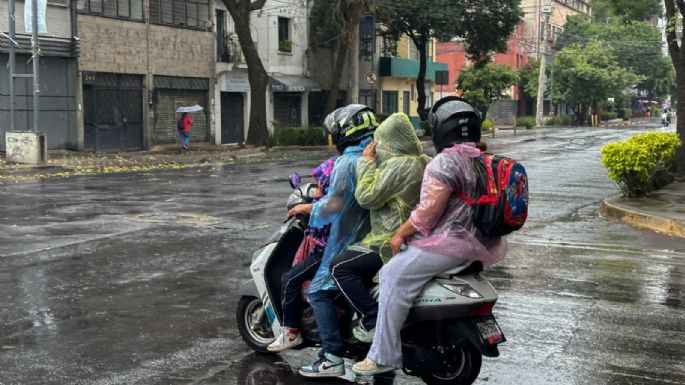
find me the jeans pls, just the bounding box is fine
[308,290,345,358]
[281,248,323,328]
[330,249,383,331]
[178,130,190,147]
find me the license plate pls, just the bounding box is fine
[475,315,505,345]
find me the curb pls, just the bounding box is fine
[600,196,685,238]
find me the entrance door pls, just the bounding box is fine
[83,73,143,151]
[221,92,245,143]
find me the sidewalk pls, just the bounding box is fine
[601,181,685,239]
[0,142,334,183]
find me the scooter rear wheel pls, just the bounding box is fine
[418,344,482,385]
[237,296,275,354]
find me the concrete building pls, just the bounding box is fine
[521,0,591,58]
[0,0,79,151]
[214,0,319,144]
[76,0,214,151]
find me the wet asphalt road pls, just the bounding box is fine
[1,127,684,385]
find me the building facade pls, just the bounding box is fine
[214,1,319,144]
[76,0,215,151]
[0,0,79,151]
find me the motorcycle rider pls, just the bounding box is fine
[352,97,508,376]
[330,112,429,343]
[297,105,379,378]
[266,158,334,352]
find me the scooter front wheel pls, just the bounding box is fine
[236,296,275,353]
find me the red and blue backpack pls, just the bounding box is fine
[459,153,529,237]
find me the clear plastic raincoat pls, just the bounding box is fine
[351,113,430,262]
[308,137,372,293]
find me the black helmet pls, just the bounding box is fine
[323,104,379,153]
[428,96,481,153]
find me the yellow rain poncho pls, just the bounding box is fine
[350,112,430,262]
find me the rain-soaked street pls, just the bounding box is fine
[1,127,683,385]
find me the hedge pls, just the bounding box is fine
[267,127,328,147]
[601,112,618,121]
[601,132,682,197]
[481,119,494,131]
[516,116,535,129]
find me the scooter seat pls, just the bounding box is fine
[434,260,481,279]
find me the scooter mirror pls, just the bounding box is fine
[289,173,302,189]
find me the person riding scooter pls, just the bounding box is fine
[353,97,508,376]
[296,105,379,378]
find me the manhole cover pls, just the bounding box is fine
[127,213,222,226]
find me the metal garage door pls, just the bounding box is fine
[221,92,244,143]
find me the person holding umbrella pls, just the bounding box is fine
[177,112,193,150]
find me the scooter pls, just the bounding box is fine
[236,173,506,385]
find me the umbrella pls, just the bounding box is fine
[176,105,204,113]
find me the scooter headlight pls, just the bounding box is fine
[440,283,483,299]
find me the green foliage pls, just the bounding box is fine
[517,58,542,98]
[516,116,535,130]
[310,1,342,48]
[601,132,682,197]
[601,112,619,121]
[620,108,632,120]
[481,120,494,131]
[457,63,519,118]
[545,115,572,126]
[556,15,674,99]
[268,127,328,147]
[590,0,663,23]
[551,41,640,115]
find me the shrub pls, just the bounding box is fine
[601,112,618,121]
[481,119,494,131]
[620,108,632,120]
[601,132,682,197]
[269,127,327,147]
[516,116,535,129]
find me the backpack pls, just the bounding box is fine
[459,153,528,237]
[176,116,184,130]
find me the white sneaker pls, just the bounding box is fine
[298,353,345,377]
[267,327,303,352]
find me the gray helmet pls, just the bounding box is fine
[323,104,379,153]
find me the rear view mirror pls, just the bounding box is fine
[289,173,302,189]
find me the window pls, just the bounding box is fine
[278,17,292,53]
[216,10,230,62]
[359,90,375,109]
[403,91,410,114]
[382,91,398,114]
[77,0,143,20]
[148,0,209,28]
[381,36,397,57]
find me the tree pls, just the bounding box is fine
[456,63,519,120]
[556,15,675,99]
[222,0,269,145]
[518,57,541,98]
[373,0,522,120]
[551,41,640,123]
[591,0,663,23]
[664,0,685,177]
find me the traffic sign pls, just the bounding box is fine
[365,71,378,85]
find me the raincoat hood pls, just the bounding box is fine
[374,113,423,161]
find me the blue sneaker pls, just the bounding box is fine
[299,353,345,378]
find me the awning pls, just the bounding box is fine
[269,74,322,92]
[220,70,251,93]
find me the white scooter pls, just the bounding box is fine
[236,173,506,385]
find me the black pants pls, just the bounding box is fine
[330,249,383,331]
[281,248,323,328]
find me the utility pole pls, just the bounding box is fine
[535,5,553,127]
[348,23,360,104]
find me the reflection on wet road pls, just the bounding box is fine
[0,127,683,385]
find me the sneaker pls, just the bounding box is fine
[267,327,303,352]
[353,325,375,343]
[352,357,395,376]
[298,353,345,377]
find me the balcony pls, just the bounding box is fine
[379,57,448,81]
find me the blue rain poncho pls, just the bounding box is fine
[308,137,372,293]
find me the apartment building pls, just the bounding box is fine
[76,0,214,151]
[0,0,79,150]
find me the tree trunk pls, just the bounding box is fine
[324,42,349,119]
[224,0,269,146]
[415,35,429,121]
[675,64,685,178]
